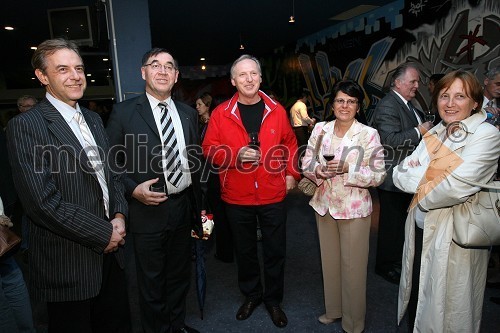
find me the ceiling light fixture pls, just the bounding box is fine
[30,46,37,50]
[289,0,295,24]
[200,57,205,61]
[239,34,245,50]
[201,65,206,70]
[102,58,109,61]
[5,26,14,31]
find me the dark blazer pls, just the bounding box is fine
[106,94,203,234]
[372,90,424,191]
[6,99,127,302]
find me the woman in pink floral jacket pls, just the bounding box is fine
[302,80,385,333]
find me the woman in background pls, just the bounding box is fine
[196,92,213,139]
[394,70,500,332]
[302,80,385,333]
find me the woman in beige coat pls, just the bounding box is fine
[393,70,500,332]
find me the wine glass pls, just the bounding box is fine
[323,153,335,161]
[424,110,435,123]
[248,132,260,150]
[322,144,336,173]
[150,182,166,193]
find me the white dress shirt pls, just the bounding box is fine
[146,93,191,194]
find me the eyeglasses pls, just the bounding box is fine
[143,62,177,73]
[334,98,358,105]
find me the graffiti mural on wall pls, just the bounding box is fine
[293,0,500,124]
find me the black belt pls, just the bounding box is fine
[168,185,191,200]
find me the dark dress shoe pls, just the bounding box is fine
[236,297,262,320]
[171,325,199,333]
[266,305,288,328]
[375,268,400,285]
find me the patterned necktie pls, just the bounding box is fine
[74,112,109,217]
[159,103,183,187]
[407,101,423,124]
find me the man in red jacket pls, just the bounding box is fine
[202,55,299,328]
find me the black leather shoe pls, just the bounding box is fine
[171,325,200,333]
[375,268,400,285]
[236,297,262,320]
[266,305,288,328]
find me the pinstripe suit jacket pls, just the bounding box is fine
[106,94,203,233]
[6,98,128,302]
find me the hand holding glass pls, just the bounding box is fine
[248,132,260,150]
[424,110,435,123]
[150,183,166,193]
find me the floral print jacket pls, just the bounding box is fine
[302,120,386,219]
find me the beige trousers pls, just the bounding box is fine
[316,213,371,333]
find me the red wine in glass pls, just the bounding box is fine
[323,154,335,161]
[248,132,260,150]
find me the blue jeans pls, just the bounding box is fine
[0,256,35,333]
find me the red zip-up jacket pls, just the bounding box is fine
[202,91,300,205]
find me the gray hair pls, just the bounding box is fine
[390,62,420,87]
[485,66,500,80]
[230,54,262,78]
[17,95,38,107]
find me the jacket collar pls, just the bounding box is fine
[322,119,363,140]
[224,90,278,121]
[40,99,100,177]
[425,109,488,155]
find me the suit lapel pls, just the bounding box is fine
[136,94,161,140]
[390,91,420,127]
[41,100,96,177]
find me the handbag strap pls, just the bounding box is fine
[449,172,500,190]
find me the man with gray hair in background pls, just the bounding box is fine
[372,62,433,286]
[16,95,37,113]
[483,66,500,126]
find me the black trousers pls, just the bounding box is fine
[408,226,423,331]
[47,254,131,333]
[225,201,287,306]
[207,172,233,262]
[133,194,192,333]
[375,189,413,272]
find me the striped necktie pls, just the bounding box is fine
[159,103,183,187]
[74,112,109,217]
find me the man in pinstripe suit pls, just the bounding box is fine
[6,39,130,332]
